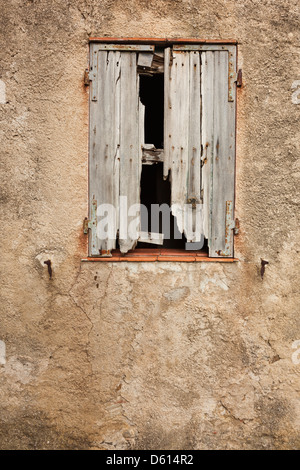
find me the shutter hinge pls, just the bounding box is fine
[83,217,93,234]
[84,199,98,235]
[231,70,242,87]
[84,69,90,86]
[187,197,201,209]
[235,69,242,87]
[228,219,240,235]
[228,218,239,235]
[84,68,96,86]
[234,218,240,235]
[229,69,242,99]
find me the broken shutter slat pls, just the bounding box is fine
[119,52,142,254]
[163,47,171,179]
[139,99,145,151]
[202,50,236,257]
[138,52,154,68]
[138,232,164,245]
[142,146,164,164]
[89,49,121,255]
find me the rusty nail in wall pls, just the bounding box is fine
[260,259,269,279]
[44,260,52,280]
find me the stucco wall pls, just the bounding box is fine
[0,0,299,449]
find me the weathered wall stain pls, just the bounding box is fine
[0,341,6,366]
[0,80,6,105]
[0,0,299,450]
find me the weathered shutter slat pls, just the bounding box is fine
[188,51,201,204]
[201,50,236,257]
[138,52,154,68]
[163,47,171,180]
[168,51,190,236]
[201,51,214,241]
[139,99,145,152]
[119,52,141,253]
[187,51,202,242]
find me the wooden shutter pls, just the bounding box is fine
[164,48,202,243]
[167,45,237,256]
[89,44,154,255]
[201,47,236,257]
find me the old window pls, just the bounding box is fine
[87,39,237,259]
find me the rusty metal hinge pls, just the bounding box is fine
[84,67,97,86]
[227,217,239,235]
[229,69,242,98]
[84,69,90,86]
[236,69,242,87]
[85,200,112,257]
[187,197,201,209]
[234,218,240,235]
[84,199,98,235]
[83,217,92,234]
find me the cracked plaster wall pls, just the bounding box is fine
[0,0,299,450]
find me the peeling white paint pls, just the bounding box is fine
[0,341,6,365]
[200,276,229,292]
[292,340,300,365]
[35,249,65,268]
[164,287,190,302]
[0,80,6,104]
[291,81,300,105]
[4,356,48,384]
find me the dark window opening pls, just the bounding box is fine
[139,74,164,149]
[136,68,208,252]
[138,163,187,249]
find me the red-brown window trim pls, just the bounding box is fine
[81,249,238,263]
[89,37,237,45]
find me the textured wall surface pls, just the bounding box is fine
[0,0,299,450]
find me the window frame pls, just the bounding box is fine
[84,38,239,262]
